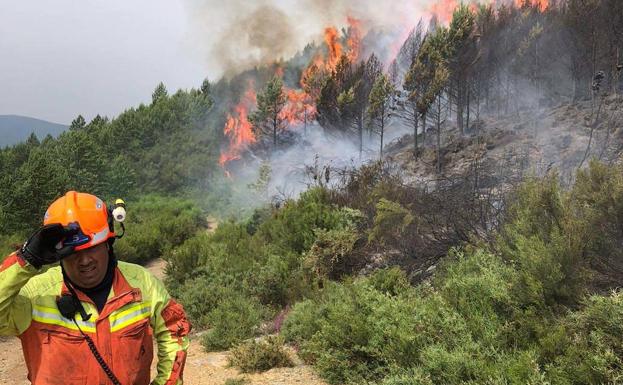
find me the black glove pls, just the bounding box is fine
[17,224,77,269]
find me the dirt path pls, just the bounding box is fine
[0,258,327,385]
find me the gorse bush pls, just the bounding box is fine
[229,336,294,373]
[166,160,623,384]
[282,245,623,385]
[165,222,253,296]
[169,186,364,351]
[201,292,266,351]
[255,187,358,254]
[543,291,623,385]
[304,227,360,281]
[114,195,205,265]
[496,174,588,309]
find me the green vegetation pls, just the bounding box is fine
[167,188,358,349]
[0,82,217,255]
[113,195,205,265]
[229,336,294,373]
[165,158,623,384]
[275,161,623,385]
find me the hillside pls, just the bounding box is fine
[0,115,67,147]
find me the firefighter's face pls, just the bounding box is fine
[62,243,109,288]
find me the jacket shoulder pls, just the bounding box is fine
[21,266,63,298]
[117,261,167,301]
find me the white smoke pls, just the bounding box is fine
[227,120,411,204]
[181,0,432,78]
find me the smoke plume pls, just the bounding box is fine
[182,0,432,78]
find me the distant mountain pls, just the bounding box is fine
[0,115,68,147]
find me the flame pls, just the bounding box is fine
[319,17,363,73]
[218,17,363,171]
[514,0,548,10]
[429,0,460,24]
[279,17,362,128]
[280,88,317,126]
[219,84,257,167]
[346,16,362,64]
[324,27,343,69]
[428,0,548,25]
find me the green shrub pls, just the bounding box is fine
[166,222,253,294]
[255,188,360,254]
[435,250,514,345]
[570,161,623,291]
[544,291,623,384]
[177,276,241,328]
[496,175,589,309]
[304,227,359,280]
[366,267,411,297]
[114,195,204,265]
[244,253,298,306]
[376,369,433,385]
[281,299,325,346]
[0,233,23,258]
[284,279,470,384]
[229,336,294,373]
[201,293,266,351]
[368,198,414,245]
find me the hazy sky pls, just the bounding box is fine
[0,0,205,124]
[0,0,436,125]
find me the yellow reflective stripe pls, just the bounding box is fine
[32,305,96,333]
[110,302,151,332]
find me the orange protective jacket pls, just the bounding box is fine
[0,252,191,385]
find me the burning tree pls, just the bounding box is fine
[250,76,287,150]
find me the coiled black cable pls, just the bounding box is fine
[72,319,123,385]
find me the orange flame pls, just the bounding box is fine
[514,0,548,10]
[324,27,343,69]
[280,88,317,126]
[429,0,459,24]
[346,16,362,64]
[429,0,548,24]
[219,84,257,167]
[280,17,362,129]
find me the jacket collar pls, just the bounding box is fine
[61,266,142,320]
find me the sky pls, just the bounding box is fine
[0,0,205,124]
[0,0,438,125]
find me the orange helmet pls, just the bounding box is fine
[43,191,115,251]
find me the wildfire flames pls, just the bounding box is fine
[280,88,316,127]
[219,17,362,171]
[429,0,549,23]
[218,0,552,173]
[218,84,257,167]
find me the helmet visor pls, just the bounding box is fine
[61,222,91,247]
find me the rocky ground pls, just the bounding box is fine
[388,97,623,186]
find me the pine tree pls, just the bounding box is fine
[250,76,287,150]
[152,82,168,104]
[368,74,395,160]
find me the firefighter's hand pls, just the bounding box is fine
[18,224,77,269]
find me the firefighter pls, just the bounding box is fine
[0,191,190,385]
